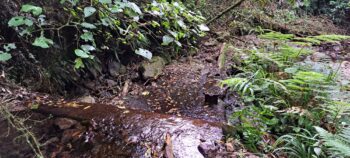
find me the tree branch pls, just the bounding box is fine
[206,0,246,25]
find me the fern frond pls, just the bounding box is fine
[315,126,350,157]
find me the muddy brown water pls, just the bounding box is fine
[33,102,225,158]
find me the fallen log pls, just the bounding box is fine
[31,102,225,158]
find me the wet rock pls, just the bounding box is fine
[108,61,126,77]
[54,118,77,130]
[141,56,166,79]
[198,141,219,157]
[78,95,96,103]
[106,79,118,87]
[33,103,224,158]
[61,129,83,143]
[311,52,332,62]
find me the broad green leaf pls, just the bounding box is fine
[150,21,160,27]
[110,5,124,13]
[24,19,34,26]
[99,0,111,4]
[135,48,152,60]
[81,45,95,52]
[84,7,96,17]
[0,53,12,62]
[74,49,89,58]
[177,20,187,29]
[32,36,54,48]
[162,35,174,45]
[198,24,210,32]
[101,18,112,26]
[74,58,84,69]
[3,43,16,52]
[81,22,97,29]
[174,40,182,47]
[20,4,43,16]
[127,2,142,15]
[80,32,94,42]
[8,16,25,27]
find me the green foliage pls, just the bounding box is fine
[258,32,294,40]
[0,43,16,62]
[7,1,208,69]
[32,35,54,49]
[297,0,350,24]
[294,35,350,45]
[273,131,320,158]
[223,40,349,155]
[231,106,279,151]
[20,4,43,16]
[315,126,350,157]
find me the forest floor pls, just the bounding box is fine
[1,30,350,157]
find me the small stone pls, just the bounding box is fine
[204,39,217,46]
[106,79,118,87]
[108,61,126,77]
[225,142,234,152]
[198,142,218,156]
[78,95,96,103]
[54,118,77,130]
[311,52,331,62]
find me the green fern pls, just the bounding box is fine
[315,126,350,157]
[273,130,320,158]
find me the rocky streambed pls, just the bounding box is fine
[2,36,349,158]
[0,40,253,158]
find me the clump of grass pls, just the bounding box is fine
[0,100,44,158]
[258,32,294,40]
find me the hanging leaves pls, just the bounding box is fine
[0,52,12,62]
[81,22,97,29]
[8,16,25,27]
[32,36,54,48]
[74,49,90,58]
[20,4,43,16]
[135,48,152,60]
[84,7,96,17]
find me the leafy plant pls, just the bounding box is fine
[0,43,16,62]
[273,130,321,158]
[315,126,350,157]
[7,1,209,69]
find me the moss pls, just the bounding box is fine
[293,35,350,45]
[258,32,294,40]
[290,41,313,47]
[293,37,321,45]
[311,34,350,42]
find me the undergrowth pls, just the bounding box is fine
[221,36,350,157]
[0,100,43,158]
[259,32,350,45]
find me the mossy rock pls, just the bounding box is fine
[141,56,166,79]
